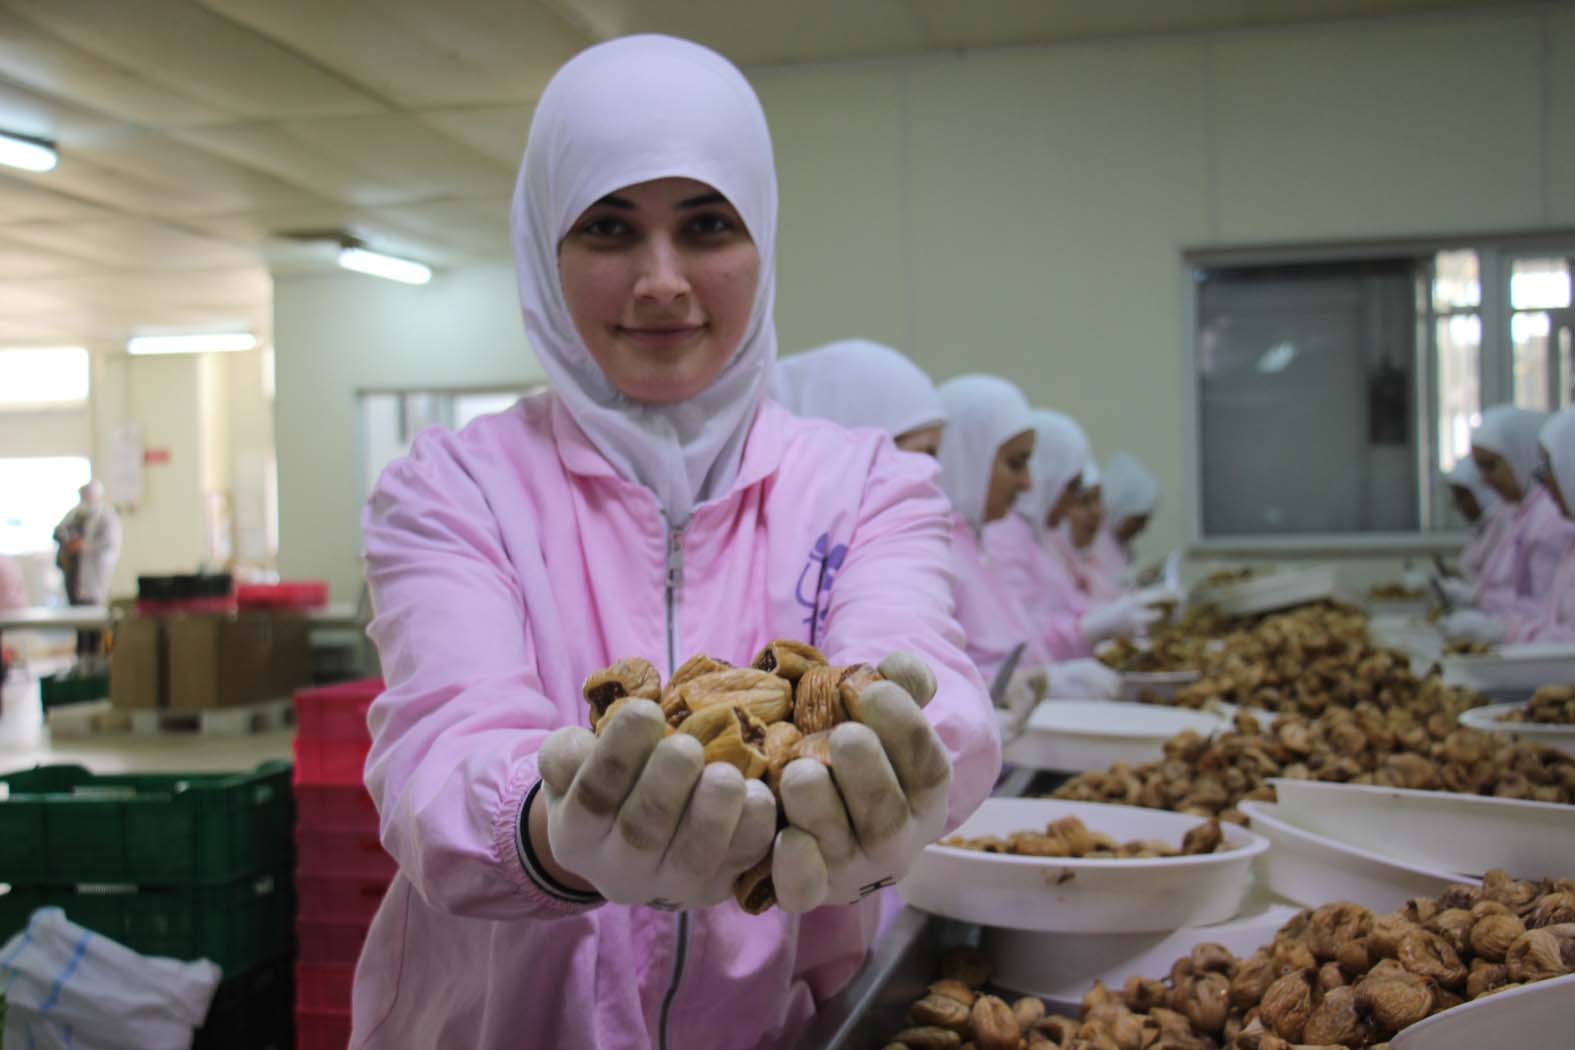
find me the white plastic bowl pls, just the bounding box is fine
[1190,565,1338,617]
[1440,643,1575,697]
[1393,972,1575,1049]
[1239,800,1476,911]
[1116,669,1201,702]
[984,894,1301,1010]
[1459,701,1575,759]
[898,798,1268,933]
[1269,778,1575,879]
[1002,700,1226,773]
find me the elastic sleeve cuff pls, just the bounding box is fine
[517,780,604,906]
[490,760,604,918]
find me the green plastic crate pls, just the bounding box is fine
[39,673,109,709]
[0,762,292,885]
[0,872,294,976]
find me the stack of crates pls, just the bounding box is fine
[0,762,296,1049]
[293,678,389,1049]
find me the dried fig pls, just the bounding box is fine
[1306,902,1373,961]
[928,979,977,1007]
[1469,913,1527,963]
[582,658,662,724]
[1505,924,1575,983]
[792,664,848,734]
[1397,929,1466,990]
[838,663,883,719]
[1230,951,1284,1011]
[1425,908,1473,956]
[1354,964,1433,1034]
[890,1027,962,1049]
[751,639,825,681]
[1303,985,1369,1046]
[1531,891,1575,929]
[1182,971,1230,1035]
[1259,970,1314,1042]
[1012,996,1046,1031]
[1466,958,1510,999]
[970,995,1020,1050]
[910,994,972,1033]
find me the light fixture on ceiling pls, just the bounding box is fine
[337,245,432,285]
[126,332,258,356]
[0,130,58,172]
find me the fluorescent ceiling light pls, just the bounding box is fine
[126,332,258,355]
[0,131,58,172]
[337,246,432,285]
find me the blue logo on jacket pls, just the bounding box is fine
[795,532,848,645]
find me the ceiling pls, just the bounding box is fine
[0,0,1532,353]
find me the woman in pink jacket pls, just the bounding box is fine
[772,339,946,458]
[1442,407,1575,639]
[352,36,999,1050]
[1099,452,1160,570]
[1444,458,1511,581]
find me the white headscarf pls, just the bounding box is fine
[1540,408,1575,514]
[510,35,777,524]
[1103,452,1159,525]
[936,375,1033,529]
[1015,411,1091,541]
[1444,457,1502,518]
[1473,405,1550,497]
[771,340,945,438]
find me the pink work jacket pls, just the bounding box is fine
[352,393,1000,1050]
[1505,534,1575,644]
[982,512,1090,661]
[946,514,1049,686]
[1459,504,1514,582]
[1475,486,1575,620]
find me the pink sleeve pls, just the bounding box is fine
[819,444,1002,836]
[987,522,1090,662]
[1505,545,1575,644]
[361,430,598,921]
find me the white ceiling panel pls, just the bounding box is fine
[4,0,382,121]
[192,0,580,108]
[3,217,257,271]
[0,235,92,279]
[378,0,589,101]
[0,77,119,144]
[367,198,512,262]
[276,112,515,201]
[416,106,534,170]
[0,174,111,224]
[0,7,230,128]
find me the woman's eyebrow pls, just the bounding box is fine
[592,194,636,209]
[678,191,726,209]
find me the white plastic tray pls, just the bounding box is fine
[984,895,1300,1010]
[1116,669,1201,702]
[1459,701,1575,759]
[1270,778,1575,880]
[1239,800,1475,912]
[898,798,1267,933]
[1002,700,1226,773]
[1393,972,1575,1049]
[1190,565,1338,617]
[1440,642,1575,696]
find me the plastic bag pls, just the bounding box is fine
[0,907,220,1050]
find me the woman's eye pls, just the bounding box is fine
[686,213,736,237]
[579,216,631,239]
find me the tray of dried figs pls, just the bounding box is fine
[1269,777,1575,881]
[580,639,897,914]
[896,798,1267,933]
[1003,700,1227,773]
[1458,683,1575,759]
[1190,564,1339,618]
[872,870,1575,1050]
[1440,641,1575,696]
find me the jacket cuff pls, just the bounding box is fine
[491,760,604,918]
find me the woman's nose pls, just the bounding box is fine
[633,237,690,304]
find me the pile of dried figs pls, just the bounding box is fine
[876,870,1575,1050]
[1501,685,1575,726]
[943,815,1224,859]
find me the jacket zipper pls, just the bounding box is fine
[658,522,687,1050]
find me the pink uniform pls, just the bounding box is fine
[1505,541,1575,643]
[1460,504,1515,582]
[982,512,1089,661]
[1048,528,1124,605]
[1474,486,1575,620]
[352,395,1000,1049]
[948,515,1052,684]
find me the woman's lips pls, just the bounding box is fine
[618,324,704,351]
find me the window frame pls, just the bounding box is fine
[1182,230,1575,553]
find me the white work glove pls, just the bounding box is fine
[771,652,952,914]
[1080,592,1164,644]
[1401,566,1430,592]
[1048,657,1122,699]
[1441,609,1504,644]
[998,666,1050,742]
[1433,575,1476,608]
[538,700,777,910]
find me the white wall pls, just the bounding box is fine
[272,5,1574,592]
[272,267,543,602]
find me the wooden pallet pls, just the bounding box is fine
[129,697,296,737]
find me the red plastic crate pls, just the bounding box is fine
[295,1008,352,1050]
[296,826,398,881]
[297,917,374,969]
[296,783,380,832]
[296,964,355,1013]
[295,874,392,925]
[238,581,329,610]
[293,679,382,786]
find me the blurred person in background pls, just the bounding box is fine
[1443,457,1510,581]
[1099,452,1160,571]
[52,480,120,662]
[0,554,26,686]
[1051,464,1125,605]
[771,339,946,457]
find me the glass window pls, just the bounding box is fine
[1433,250,1481,309]
[0,457,94,555]
[1510,258,1572,310]
[1437,311,1481,471]
[0,348,90,408]
[357,387,537,503]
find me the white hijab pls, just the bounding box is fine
[1473,405,1549,498]
[510,35,778,524]
[1012,411,1091,542]
[937,375,1033,529]
[1102,452,1159,525]
[1541,408,1575,515]
[771,340,945,438]
[1444,457,1502,520]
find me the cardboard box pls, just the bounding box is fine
[110,614,166,710]
[167,611,313,711]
